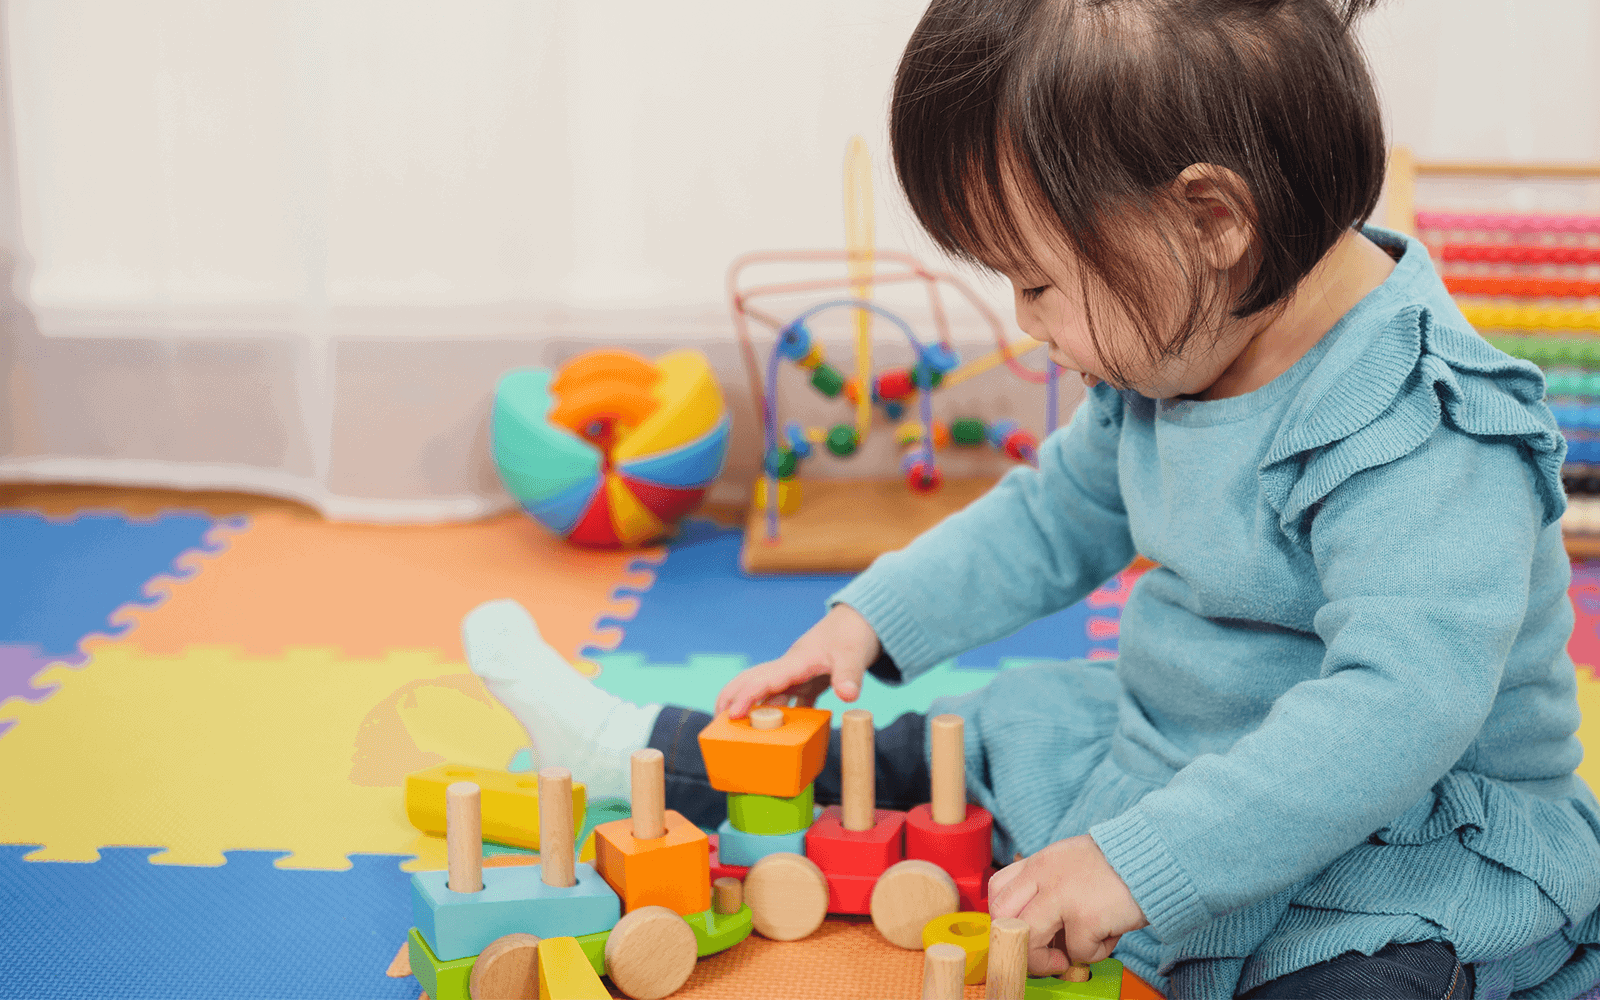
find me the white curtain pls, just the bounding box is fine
[0,1,1595,521]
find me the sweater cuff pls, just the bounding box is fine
[1090,807,1211,943]
[829,573,942,677]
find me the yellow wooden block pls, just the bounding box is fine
[405,763,586,851]
[538,936,610,999]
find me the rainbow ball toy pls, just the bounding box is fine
[492,348,730,547]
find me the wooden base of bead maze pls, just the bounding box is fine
[740,476,998,574]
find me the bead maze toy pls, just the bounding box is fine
[1383,148,1600,557]
[492,348,730,548]
[731,138,1060,574]
[404,758,754,1000]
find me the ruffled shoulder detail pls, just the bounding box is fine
[1259,305,1566,543]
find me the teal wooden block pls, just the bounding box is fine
[727,784,814,835]
[684,903,753,956]
[715,818,808,867]
[411,861,620,962]
[407,927,474,1000]
[1024,958,1124,998]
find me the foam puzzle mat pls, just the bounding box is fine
[1,489,1597,999]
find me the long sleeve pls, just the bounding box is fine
[831,385,1136,683]
[1089,427,1540,942]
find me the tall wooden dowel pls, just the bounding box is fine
[631,748,667,840]
[446,781,483,893]
[985,917,1029,1000]
[539,767,576,888]
[921,942,966,1000]
[841,709,875,832]
[930,714,966,825]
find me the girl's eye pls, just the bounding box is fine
[1020,285,1049,302]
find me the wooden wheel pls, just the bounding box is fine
[603,905,698,1000]
[870,859,960,949]
[468,932,541,999]
[744,852,829,941]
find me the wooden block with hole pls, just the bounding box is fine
[905,714,994,878]
[406,927,475,1000]
[922,912,991,985]
[537,936,611,1000]
[405,762,586,851]
[696,705,831,797]
[1022,958,1126,998]
[593,749,712,916]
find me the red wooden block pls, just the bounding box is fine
[707,834,750,883]
[804,806,906,877]
[953,867,997,912]
[822,871,876,915]
[904,803,993,878]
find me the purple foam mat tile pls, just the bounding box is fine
[0,644,82,706]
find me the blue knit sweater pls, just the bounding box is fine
[833,228,1600,1000]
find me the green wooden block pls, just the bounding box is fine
[684,904,754,957]
[408,926,474,1000]
[1024,958,1124,998]
[727,783,814,835]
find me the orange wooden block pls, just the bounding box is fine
[593,809,711,916]
[696,707,831,797]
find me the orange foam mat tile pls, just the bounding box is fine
[663,920,1164,999]
[109,508,664,665]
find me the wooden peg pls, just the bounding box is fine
[630,749,666,840]
[922,942,967,1000]
[603,905,698,1000]
[1049,928,1091,982]
[538,767,576,888]
[713,876,743,915]
[930,714,966,825]
[749,706,784,730]
[985,917,1029,1000]
[841,709,875,832]
[446,781,483,893]
[470,932,541,999]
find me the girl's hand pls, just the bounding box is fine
[987,835,1148,976]
[714,603,881,719]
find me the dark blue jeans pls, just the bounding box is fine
[649,706,1476,1000]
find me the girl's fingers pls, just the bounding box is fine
[829,653,868,702]
[985,864,1036,920]
[791,675,830,708]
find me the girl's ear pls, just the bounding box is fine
[1171,164,1254,271]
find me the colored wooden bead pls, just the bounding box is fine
[593,809,711,917]
[764,446,798,479]
[1002,429,1037,461]
[826,424,859,456]
[811,363,846,397]
[885,400,906,420]
[784,422,812,458]
[952,418,987,446]
[896,420,925,446]
[727,782,815,835]
[922,912,991,985]
[843,377,861,405]
[778,321,813,361]
[752,476,801,515]
[798,342,826,370]
[987,419,1019,449]
[715,818,809,866]
[920,343,960,374]
[876,368,914,401]
[805,805,906,876]
[906,461,942,493]
[905,804,994,879]
[697,706,831,798]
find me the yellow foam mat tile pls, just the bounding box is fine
[0,643,528,869]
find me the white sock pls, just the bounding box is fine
[462,598,659,802]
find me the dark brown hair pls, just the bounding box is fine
[890,0,1387,383]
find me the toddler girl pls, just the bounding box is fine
[467,0,1600,996]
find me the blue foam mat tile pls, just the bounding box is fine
[585,519,1121,669]
[0,511,237,659]
[0,845,417,1000]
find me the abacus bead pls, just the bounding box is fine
[779,321,813,361]
[811,363,846,398]
[951,419,986,446]
[826,424,860,457]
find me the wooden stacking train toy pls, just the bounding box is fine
[402,706,1128,997]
